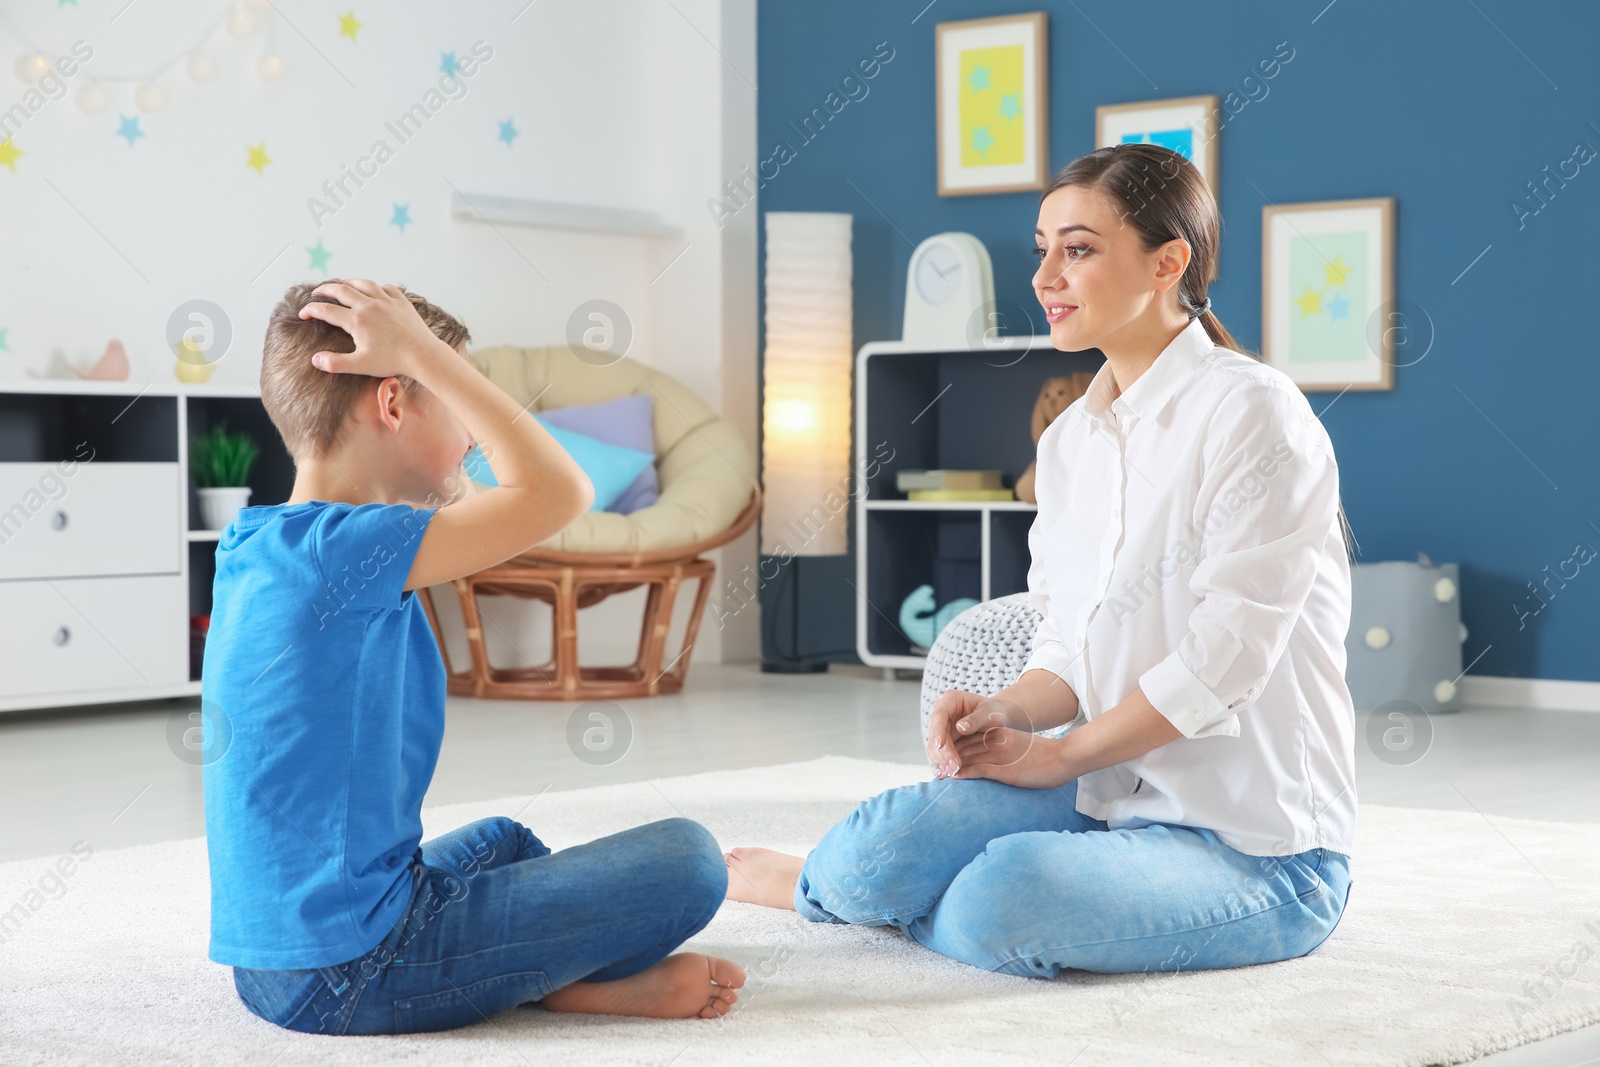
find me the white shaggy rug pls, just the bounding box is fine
[3,756,1599,1067]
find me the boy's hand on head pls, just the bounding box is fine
[298,278,454,378]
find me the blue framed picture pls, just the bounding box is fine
[1096,95,1221,281]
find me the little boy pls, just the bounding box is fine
[202,278,744,1034]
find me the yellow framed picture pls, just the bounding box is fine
[935,12,1049,197]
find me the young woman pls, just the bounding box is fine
[725,142,1358,978]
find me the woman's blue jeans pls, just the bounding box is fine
[795,777,1352,977]
[232,816,727,1034]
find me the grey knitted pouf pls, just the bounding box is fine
[918,593,1056,746]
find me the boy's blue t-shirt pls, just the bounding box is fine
[201,500,443,970]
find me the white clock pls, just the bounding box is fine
[902,232,995,347]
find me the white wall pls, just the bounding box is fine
[0,0,760,666]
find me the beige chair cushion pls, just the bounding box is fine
[466,344,756,556]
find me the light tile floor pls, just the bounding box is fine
[1,664,1596,1064]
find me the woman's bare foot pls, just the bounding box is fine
[724,847,804,910]
[542,953,745,1020]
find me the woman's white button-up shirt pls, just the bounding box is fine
[1024,317,1358,857]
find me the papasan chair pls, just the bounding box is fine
[417,343,759,701]
[917,593,1071,745]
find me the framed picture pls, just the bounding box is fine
[1095,95,1220,194]
[1262,197,1396,391]
[935,12,1048,197]
[1097,95,1220,281]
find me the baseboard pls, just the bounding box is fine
[1462,675,1600,713]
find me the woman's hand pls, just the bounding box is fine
[949,721,1076,790]
[950,685,1184,791]
[929,690,1008,777]
[928,692,1036,779]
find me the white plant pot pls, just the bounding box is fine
[197,486,252,531]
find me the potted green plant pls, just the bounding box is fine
[190,420,260,530]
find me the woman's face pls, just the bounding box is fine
[1032,184,1186,350]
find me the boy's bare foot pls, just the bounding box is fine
[724,847,804,910]
[541,953,745,1020]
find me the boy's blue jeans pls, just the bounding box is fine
[232,816,726,1034]
[795,777,1352,976]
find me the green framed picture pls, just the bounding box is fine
[1262,197,1396,392]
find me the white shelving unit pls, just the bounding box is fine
[0,378,292,713]
[872,501,1038,593]
[852,335,1099,669]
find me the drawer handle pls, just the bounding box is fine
[54,626,70,647]
[51,509,68,531]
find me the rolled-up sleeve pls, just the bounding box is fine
[1140,383,1341,740]
[1023,419,1079,682]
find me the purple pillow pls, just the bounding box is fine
[537,394,659,513]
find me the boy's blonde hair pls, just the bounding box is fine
[260,279,470,462]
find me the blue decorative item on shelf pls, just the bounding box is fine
[899,584,980,653]
[1344,553,1466,714]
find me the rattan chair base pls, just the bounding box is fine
[420,557,715,701]
[419,492,759,701]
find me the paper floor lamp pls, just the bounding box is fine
[761,211,853,557]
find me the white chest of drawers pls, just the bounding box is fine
[0,380,292,713]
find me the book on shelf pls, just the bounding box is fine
[905,488,1016,502]
[895,469,1004,492]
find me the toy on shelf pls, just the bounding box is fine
[899,584,979,655]
[1017,372,1095,504]
[174,337,219,384]
[189,615,211,680]
[24,339,131,381]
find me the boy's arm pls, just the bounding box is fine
[298,279,594,591]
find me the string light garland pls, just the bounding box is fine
[9,0,289,118]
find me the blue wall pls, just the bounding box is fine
[756,0,1600,682]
